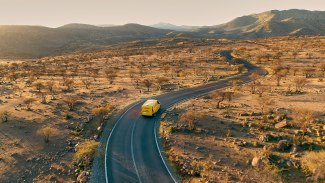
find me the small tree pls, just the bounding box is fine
[81,78,92,89]
[62,96,79,111]
[257,96,274,114]
[293,108,316,135]
[143,79,153,92]
[63,78,75,91]
[179,110,203,131]
[255,84,270,97]
[294,77,309,92]
[37,91,47,104]
[37,126,59,143]
[0,110,9,122]
[14,85,24,97]
[23,98,36,110]
[92,105,112,122]
[212,92,234,109]
[274,71,287,86]
[34,82,44,92]
[156,77,169,91]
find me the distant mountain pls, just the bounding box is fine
[0,23,171,58]
[197,9,325,38]
[0,9,324,59]
[150,22,201,32]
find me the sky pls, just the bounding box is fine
[0,0,324,27]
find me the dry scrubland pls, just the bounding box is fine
[160,36,325,182]
[0,38,239,182]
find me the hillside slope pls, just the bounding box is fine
[0,24,171,58]
[197,9,325,38]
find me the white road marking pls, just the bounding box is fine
[154,119,179,183]
[105,100,144,183]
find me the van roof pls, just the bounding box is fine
[142,99,158,106]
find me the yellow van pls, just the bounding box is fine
[141,99,161,116]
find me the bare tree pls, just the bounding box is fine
[255,84,270,97]
[303,68,315,78]
[143,79,153,92]
[37,126,59,143]
[274,71,287,86]
[156,77,169,91]
[257,96,274,114]
[23,98,36,110]
[81,78,92,89]
[212,91,233,109]
[104,68,118,84]
[62,96,79,111]
[294,77,309,92]
[62,78,75,91]
[14,85,24,97]
[34,82,44,92]
[37,91,47,104]
[0,110,9,122]
[93,105,113,123]
[293,108,316,135]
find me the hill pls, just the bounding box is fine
[0,24,171,58]
[197,9,325,38]
[0,9,324,58]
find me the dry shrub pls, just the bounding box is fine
[92,105,113,123]
[37,126,59,143]
[179,110,204,131]
[293,108,316,133]
[0,110,10,122]
[74,140,99,162]
[301,151,325,180]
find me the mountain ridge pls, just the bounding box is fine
[0,9,324,58]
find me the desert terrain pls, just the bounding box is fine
[160,36,325,182]
[0,36,324,182]
[0,38,238,182]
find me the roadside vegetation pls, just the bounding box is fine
[160,36,325,183]
[0,37,237,182]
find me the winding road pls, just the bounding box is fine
[104,51,266,183]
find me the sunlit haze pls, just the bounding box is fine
[0,0,324,27]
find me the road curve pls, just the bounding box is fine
[105,51,266,183]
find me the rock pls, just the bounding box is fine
[259,134,272,142]
[290,144,299,154]
[251,157,264,168]
[286,160,293,167]
[277,140,290,151]
[251,112,262,116]
[275,120,289,129]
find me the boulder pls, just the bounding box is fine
[275,120,289,129]
[251,157,264,168]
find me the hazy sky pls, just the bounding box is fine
[0,0,324,27]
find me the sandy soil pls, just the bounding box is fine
[160,36,325,183]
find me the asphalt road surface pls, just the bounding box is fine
[105,51,266,183]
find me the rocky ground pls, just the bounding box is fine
[160,36,325,183]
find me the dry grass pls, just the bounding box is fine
[73,140,99,162]
[301,151,325,180]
